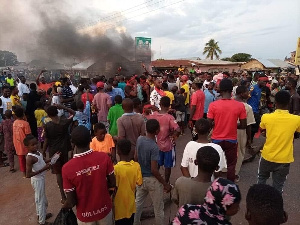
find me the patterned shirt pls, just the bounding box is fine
[62,86,73,109]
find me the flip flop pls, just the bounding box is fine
[0,162,9,167]
[9,168,16,173]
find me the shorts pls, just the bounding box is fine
[176,111,185,122]
[50,152,68,174]
[158,147,176,168]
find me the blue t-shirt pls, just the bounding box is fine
[247,84,261,114]
[112,88,125,99]
[136,136,159,177]
[204,89,216,113]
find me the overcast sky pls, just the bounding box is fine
[1,0,300,61]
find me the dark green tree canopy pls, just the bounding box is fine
[229,53,252,62]
[0,50,18,67]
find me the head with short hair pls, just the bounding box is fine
[71,126,91,149]
[236,85,249,100]
[2,86,11,97]
[285,78,297,90]
[4,110,12,119]
[146,119,160,134]
[117,139,131,156]
[14,107,24,118]
[76,101,84,110]
[122,98,133,113]
[162,82,169,90]
[46,106,58,117]
[246,184,287,225]
[94,123,106,141]
[219,79,233,93]
[30,83,37,90]
[275,90,290,109]
[35,101,43,109]
[171,85,178,94]
[195,146,220,173]
[179,88,185,94]
[114,95,122,104]
[160,96,170,108]
[195,118,211,135]
[112,80,118,87]
[10,86,18,95]
[20,75,26,83]
[23,134,38,152]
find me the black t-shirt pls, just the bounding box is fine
[44,117,72,156]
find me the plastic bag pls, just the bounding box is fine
[53,209,78,225]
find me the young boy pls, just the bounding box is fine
[90,122,116,162]
[181,118,226,178]
[107,95,124,137]
[62,126,116,225]
[258,90,300,193]
[73,100,91,131]
[25,135,57,225]
[173,146,220,207]
[0,110,15,172]
[147,96,180,183]
[134,119,172,225]
[114,139,142,225]
[174,88,186,135]
[246,184,287,225]
[13,107,31,176]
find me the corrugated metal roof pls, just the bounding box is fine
[267,59,295,68]
[257,59,278,68]
[73,59,95,70]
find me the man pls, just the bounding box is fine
[189,77,205,141]
[247,75,267,141]
[118,75,126,91]
[139,75,150,103]
[112,80,125,99]
[92,81,112,131]
[124,76,137,99]
[285,78,300,115]
[150,78,165,110]
[60,78,74,117]
[167,74,177,91]
[203,73,212,90]
[117,98,145,159]
[0,86,12,117]
[207,79,247,182]
[17,75,30,99]
[62,126,116,225]
[26,83,41,138]
[235,86,256,182]
[5,73,15,87]
[36,70,54,93]
[181,75,190,106]
[258,91,300,193]
[162,82,174,107]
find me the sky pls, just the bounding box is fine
[1,0,300,62]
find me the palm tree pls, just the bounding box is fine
[203,39,222,60]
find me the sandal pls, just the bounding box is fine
[0,162,9,167]
[9,168,16,173]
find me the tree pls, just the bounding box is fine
[230,53,252,62]
[0,51,18,67]
[221,57,232,61]
[203,39,222,60]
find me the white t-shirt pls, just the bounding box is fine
[202,80,211,90]
[17,83,30,97]
[181,141,227,178]
[51,95,64,116]
[0,96,12,112]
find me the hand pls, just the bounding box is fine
[45,163,51,170]
[53,103,63,109]
[188,120,193,130]
[164,183,172,193]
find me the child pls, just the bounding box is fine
[13,107,31,176]
[174,88,186,135]
[0,110,15,172]
[21,93,28,110]
[246,184,287,225]
[258,90,300,193]
[73,100,91,131]
[107,95,124,137]
[134,119,172,225]
[172,146,220,207]
[34,101,48,150]
[114,139,142,225]
[147,96,180,183]
[90,122,116,162]
[181,118,226,179]
[25,135,57,225]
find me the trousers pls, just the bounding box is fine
[77,210,113,225]
[133,177,164,225]
[236,129,247,175]
[258,157,290,193]
[31,178,48,224]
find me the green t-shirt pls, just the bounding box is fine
[5,77,14,86]
[107,104,124,136]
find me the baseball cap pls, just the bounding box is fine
[96,81,105,89]
[181,75,188,81]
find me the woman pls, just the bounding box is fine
[172,178,241,225]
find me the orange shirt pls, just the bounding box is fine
[13,120,31,155]
[90,134,115,154]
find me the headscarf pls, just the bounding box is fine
[172,178,241,225]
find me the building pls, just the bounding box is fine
[151,59,244,73]
[285,51,296,63]
[241,59,295,73]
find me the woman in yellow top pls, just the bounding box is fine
[10,86,22,107]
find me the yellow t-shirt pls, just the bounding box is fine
[90,134,115,154]
[10,95,21,107]
[5,77,14,86]
[164,91,175,104]
[114,160,142,220]
[181,83,190,105]
[34,109,48,127]
[260,109,300,163]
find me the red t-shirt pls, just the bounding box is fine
[62,150,114,222]
[207,99,246,140]
[38,82,53,92]
[81,93,94,107]
[147,112,179,151]
[190,90,205,120]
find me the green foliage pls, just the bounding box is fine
[0,51,18,67]
[203,39,222,60]
[221,57,232,61]
[230,53,252,62]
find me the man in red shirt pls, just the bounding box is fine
[189,77,205,141]
[62,126,116,224]
[207,79,247,182]
[147,96,180,183]
[36,70,54,93]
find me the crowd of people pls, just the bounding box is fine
[0,67,299,225]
